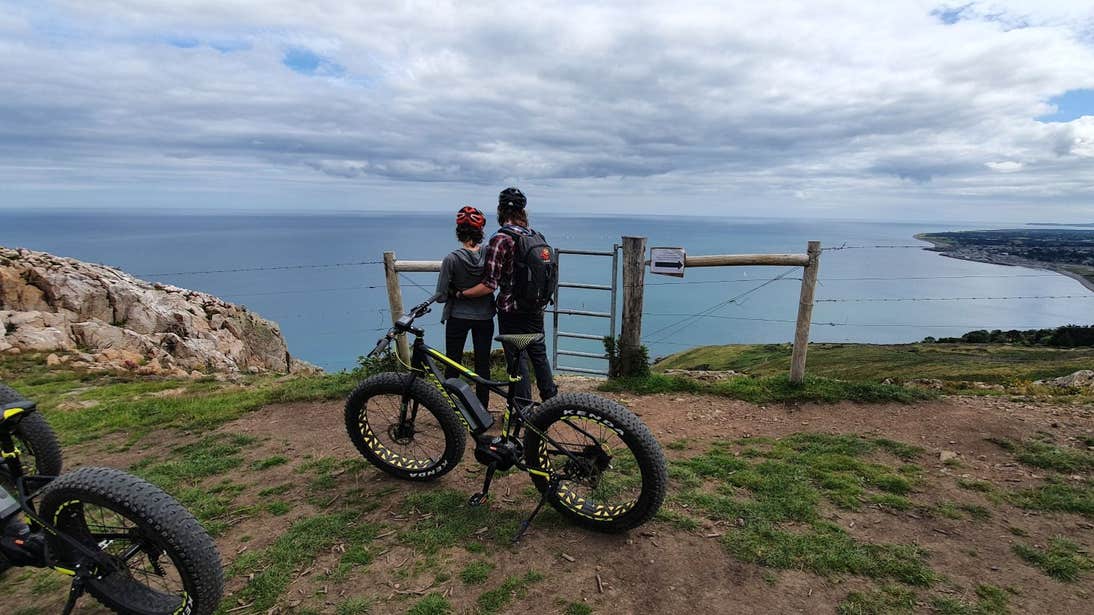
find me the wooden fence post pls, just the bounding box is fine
[789,241,821,384]
[619,236,648,376]
[383,251,410,363]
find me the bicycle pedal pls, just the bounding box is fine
[468,493,489,507]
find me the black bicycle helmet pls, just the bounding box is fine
[498,187,526,209]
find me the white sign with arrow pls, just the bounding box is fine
[650,246,686,277]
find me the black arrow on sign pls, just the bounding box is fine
[654,261,684,269]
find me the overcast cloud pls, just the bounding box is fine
[0,0,1092,220]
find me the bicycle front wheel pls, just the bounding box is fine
[39,467,224,615]
[345,372,466,481]
[523,393,667,533]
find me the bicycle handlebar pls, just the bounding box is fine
[366,293,444,358]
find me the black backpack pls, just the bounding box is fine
[499,228,557,311]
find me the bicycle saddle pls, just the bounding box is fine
[494,333,544,353]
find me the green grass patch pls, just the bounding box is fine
[1008,480,1094,517]
[655,507,702,531]
[653,342,1094,387]
[671,434,935,586]
[1013,537,1093,582]
[601,374,930,404]
[129,433,256,533]
[460,561,495,585]
[258,483,293,497]
[930,584,1010,614]
[399,489,523,554]
[265,501,291,516]
[251,455,289,470]
[988,438,1094,473]
[476,571,544,614]
[335,597,372,615]
[0,353,360,444]
[564,603,594,615]
[229,511,380,611]
[837,584,916,614]
[408,593,452,615]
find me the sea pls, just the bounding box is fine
[2,210,1091,372]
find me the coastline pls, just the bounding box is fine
[914,233,1094,294]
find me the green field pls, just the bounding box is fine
[654,342,1094,384]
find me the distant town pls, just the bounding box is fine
[916,229,1094,292]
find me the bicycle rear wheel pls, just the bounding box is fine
[523,393,667,533]
[0,383,63,488]
[39,467,224,615]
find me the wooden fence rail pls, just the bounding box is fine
[384,239,821,382]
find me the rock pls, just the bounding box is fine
[663,369,745,382]
[1035,370,1094,389]
[0,246,320,376]
[940,451,959,463]
[908,378,945,390]
[45,353,61,366]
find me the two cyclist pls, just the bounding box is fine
[441,188,558,405]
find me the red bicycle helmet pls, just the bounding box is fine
[456,206,486,229]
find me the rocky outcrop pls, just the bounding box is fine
[0,247,320,377]
[1035,370,1094,389]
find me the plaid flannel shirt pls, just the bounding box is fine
[482,225,532,314]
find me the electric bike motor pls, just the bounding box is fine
[474,436,523,471]
[443,378,494,434]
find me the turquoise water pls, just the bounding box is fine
[2,211,1090,371]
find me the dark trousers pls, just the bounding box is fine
[444,317,494,409]
[498,310,557,402]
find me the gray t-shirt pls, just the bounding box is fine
[435,248,495,322]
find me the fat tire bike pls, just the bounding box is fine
[0,382,224,615]
[345,296,668,540]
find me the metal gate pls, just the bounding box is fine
[550,245,620,376]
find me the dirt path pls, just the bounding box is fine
[8,391,1093,614]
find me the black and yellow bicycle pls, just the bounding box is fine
[345,296,667,539]
[0,383,224,615]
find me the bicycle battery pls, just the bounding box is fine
[444,378,493,434]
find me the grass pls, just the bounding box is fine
[1008,480,1094,517]
[475,571,544,614]
[671,434,936,586]
[930,584,1010,614]
[407,593,452,615]
[987,437,1094,473]
[129,433,257,534]
[251,455,289,470]
[0,352,359,444]
[398,489,524,554]
[1012,537,1093,582]
[335,597,373,615]
[601,373,931,404]
[229,511,379,611]
[653,342,1094,386]
[837,585,916,614]
[564,603,594,615]
[460,561,495,585]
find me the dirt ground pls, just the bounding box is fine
[5,383,1093,614]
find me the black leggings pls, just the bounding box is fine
[444,317,494,409]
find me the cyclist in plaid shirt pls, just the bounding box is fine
[458,188,558,401]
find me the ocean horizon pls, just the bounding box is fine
[2,210,1091,372]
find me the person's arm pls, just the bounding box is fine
[459,235,506,298]
[435,254,453,303]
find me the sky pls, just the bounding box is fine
[0,1,1093,222]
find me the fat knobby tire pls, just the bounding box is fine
[345,372,466,481]
[39,467,224,615]
[0,382,64,478]
[524,392,668,533]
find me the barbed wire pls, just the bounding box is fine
[822,243,925,251]
[816,294,1094,303]
[138,260,384,277]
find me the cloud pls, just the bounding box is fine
[1,1,1093,219]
